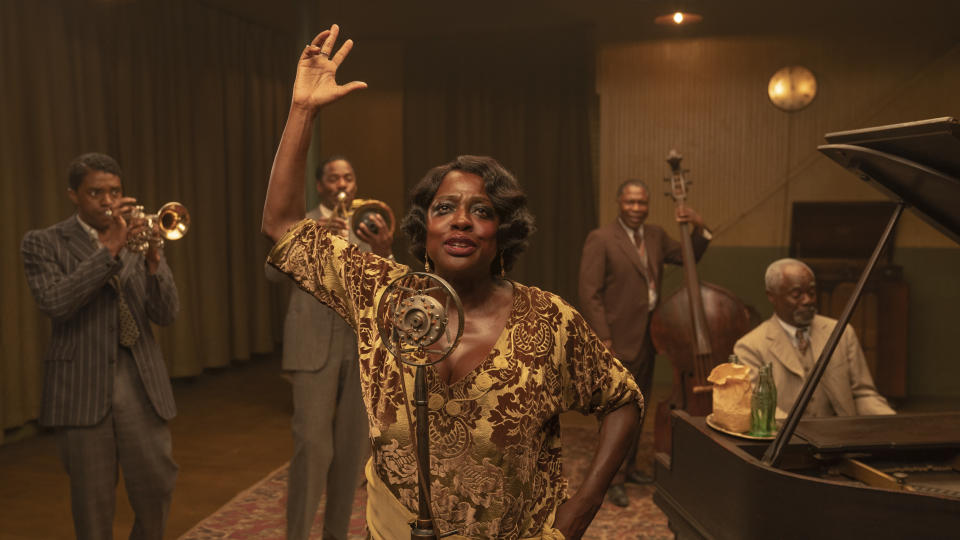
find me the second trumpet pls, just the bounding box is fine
[334,190,395,238]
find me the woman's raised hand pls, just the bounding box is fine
[292,25,367,110]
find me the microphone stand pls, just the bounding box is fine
[376,272,463,540]
[410,365,437,539]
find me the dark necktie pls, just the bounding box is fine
[110,275,140,347]
[632,230,657,306]
[632,229,649,270]
[796,327,810,355]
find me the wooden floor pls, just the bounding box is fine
[0,353,668,539]
[0,354,661,540]
[0,355,295,540]
[2,352,952,539]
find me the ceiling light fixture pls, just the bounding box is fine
[653,1,704,26]
[654,10,703,26]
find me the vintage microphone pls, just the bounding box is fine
[375,272,464,540]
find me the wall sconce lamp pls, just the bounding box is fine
[768,65,818,112]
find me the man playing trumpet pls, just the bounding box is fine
[20,152,180,539]
[265,155,394,540]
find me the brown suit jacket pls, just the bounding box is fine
[578,221,708,362]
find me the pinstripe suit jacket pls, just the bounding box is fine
[21,215,179,427]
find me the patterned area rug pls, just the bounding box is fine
[179,426,671,539]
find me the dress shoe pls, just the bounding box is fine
[625,470,653,485]
[606,483,629,507]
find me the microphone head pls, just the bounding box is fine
[375,272,464,367]
[395,294,447,348]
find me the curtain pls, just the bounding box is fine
[0,0,295,439]
[402,26,598,302]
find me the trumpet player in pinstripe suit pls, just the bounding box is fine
[21,152,180,540]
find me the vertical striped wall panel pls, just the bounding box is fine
[597,33,960,248]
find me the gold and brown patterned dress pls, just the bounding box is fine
[268,219,643,539]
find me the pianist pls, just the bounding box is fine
[734,258,895,418]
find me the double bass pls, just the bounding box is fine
[650,150,751,454]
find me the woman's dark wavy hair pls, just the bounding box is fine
[400,155,536,277]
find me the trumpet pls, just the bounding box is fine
[333,191,395,238]
[107,202,190,253]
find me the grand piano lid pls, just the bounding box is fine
[763,119,960,466]
[818,117,960,245]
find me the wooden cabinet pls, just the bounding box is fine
[791,202,908,399]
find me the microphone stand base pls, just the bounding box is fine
[410,524,436,538]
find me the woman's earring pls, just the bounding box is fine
[424,255,432,273]
[499,251,506,279]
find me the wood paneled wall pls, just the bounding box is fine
[597,32,960,248]
[313,40,405,249]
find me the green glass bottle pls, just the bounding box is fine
[750,363,777,437]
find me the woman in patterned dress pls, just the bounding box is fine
[262,25,643,540]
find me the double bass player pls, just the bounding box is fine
[578,178,711,507]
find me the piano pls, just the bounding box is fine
[652,117,960,539]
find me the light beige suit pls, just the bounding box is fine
[734,314,895,417]
[265,204,370,540]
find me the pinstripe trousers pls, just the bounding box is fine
[56,347,178,540]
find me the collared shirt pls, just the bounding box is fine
[76,214,103,248]
[774,315,807,351]
[617,217,644,247]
